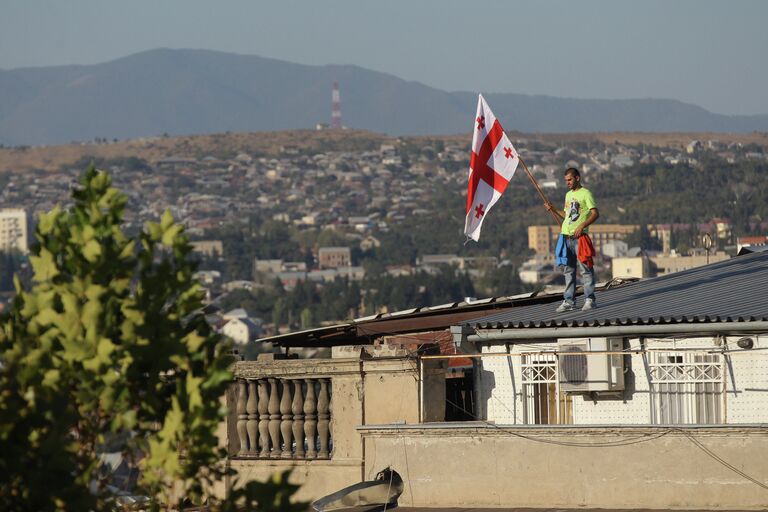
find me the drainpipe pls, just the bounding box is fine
[418,357,424,424]
[458,321,768,343]
[359,358,366,483]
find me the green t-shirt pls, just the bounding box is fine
[560,187,597,236]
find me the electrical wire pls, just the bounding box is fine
[382,467,394,512]
[444,397,671,448]
[674,428,768,491]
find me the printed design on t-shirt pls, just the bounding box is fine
[567,198,580,223]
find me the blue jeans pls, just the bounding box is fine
[562,237,595,305]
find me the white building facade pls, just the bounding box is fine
[477,334,767,425]
[0,208,28,253]
[221,317,261,346]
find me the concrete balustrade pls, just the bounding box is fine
[234,376,332,460]
[223,347,442,504]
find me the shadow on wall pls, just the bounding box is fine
[476,362,496,421]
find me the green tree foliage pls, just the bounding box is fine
[477,263,533,297]
[316,228,348,248]
[591,158,768,232]
[271,277,361,328]
[363,267,476,313]
[0,168,307,511]
[221,268,479,330]
[208,218,307,280]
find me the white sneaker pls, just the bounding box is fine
[582,298,596,311]
[556,301,575,313]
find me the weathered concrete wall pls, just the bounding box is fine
[329,371,365,461]
[363,358,420,425]
[229,459,362,504]
[360,424,768,510]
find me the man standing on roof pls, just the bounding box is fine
[545,167,600,312]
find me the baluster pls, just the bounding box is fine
[328,380,333,457]
[292,379,305,459]
[246,380,258,455]
[236,380,248,456]
[258,379,270,457]
[280,380,294,458]
[317,378,330,459]
[304,378,318,459]
[268,378,281,457]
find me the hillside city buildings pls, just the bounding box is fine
[1,135,766,338]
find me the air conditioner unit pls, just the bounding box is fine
[557,337,625,393]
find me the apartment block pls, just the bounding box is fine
[651,251,730,275]
[318,246,351,269]
[190,240,224,259]
[0,208,28,253]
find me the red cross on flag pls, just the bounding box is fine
[464,94,520,241]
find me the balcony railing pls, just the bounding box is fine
[233,377,332,459]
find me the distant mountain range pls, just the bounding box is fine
[1,48,767,146]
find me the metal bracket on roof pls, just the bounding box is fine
[449,324,478,354]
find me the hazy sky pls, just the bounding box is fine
[3,1,767,115]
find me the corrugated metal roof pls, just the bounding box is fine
[257,292,553,347]
[466,251,768,329]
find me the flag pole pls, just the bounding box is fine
[518,157,561,226]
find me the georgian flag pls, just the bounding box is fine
[464,94,519,241]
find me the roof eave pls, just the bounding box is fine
[465,320,768,343]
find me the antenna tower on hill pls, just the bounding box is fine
[331,82,343,129]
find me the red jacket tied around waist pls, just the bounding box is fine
[577,234,595,268]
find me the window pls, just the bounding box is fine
[649,351,724,424]
[521,354,573,424]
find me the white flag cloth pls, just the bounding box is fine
[463,94,519,241]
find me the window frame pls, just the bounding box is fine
[521,353,573,425]
[648,350,725,425]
